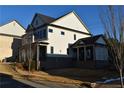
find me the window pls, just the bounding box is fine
[43,29,47,38]
[34,29,47,40]
[35,20,38,25]
[49,29,53,33]
[74,34,76,40]
[34,32,38,40]
[61,31,65,35]
[39,31,42,39]
[50,46,54,54]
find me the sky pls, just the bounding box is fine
[0,5,106,35]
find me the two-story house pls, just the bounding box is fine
[20,11,92,70]
[0,20,25,62]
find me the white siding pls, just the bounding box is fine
[95,47,108,60]
[46,26,90,56]
[0,35,13,60]
[0,21,25,61]
[51,12,90,34]
[0,21,25,36]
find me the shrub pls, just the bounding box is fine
[16,63,24,70]
[21,60,36,71]
[23,61,29,70]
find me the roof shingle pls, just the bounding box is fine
[37,13,55,24]
[71,35,104,48]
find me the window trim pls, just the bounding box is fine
[49,29,53,33]
[74,34,76,40]
[43,29,47,38]
[61,31,65,35]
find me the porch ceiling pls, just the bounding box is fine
[33,41,49,45]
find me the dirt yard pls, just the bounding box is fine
[1,63,122,88]
[46,68,106,82]
[0,63,17,75]
[15,67,122,87]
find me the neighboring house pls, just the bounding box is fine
[20,11,92,69]
[0,20,25,62]
[70,35,109,68]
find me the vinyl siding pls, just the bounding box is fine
[95,47,108,60]
[0,21,25,36]
[46,26,90,55]
[51,12,90,34]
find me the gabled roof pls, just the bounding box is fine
[71,35,106,47]
[79,34,103,44]
[51,11,90,34]
[0,20,26,30]
[0,20,25,37]
[29,11,92,35]
[31,13,55,25]
[37,13,55,24]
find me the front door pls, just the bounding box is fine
[79,47,84,61]
[39,46,46,62]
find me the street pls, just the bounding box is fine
[0,63,48,88]
[0,73,33,88]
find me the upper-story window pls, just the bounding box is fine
[34,31,40,40]
[74,34,76,40]
[43,29,47,38]
[34,29,47,40]
[35,20,39,25]
[49,29,53,33]
[61,31,65,35]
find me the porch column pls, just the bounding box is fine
[93,45,96,61]
[77,47,79,61]
[36,44,40,70]
[19,50,21,62]
[84,46,86,62]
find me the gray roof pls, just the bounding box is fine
[78,35,103,44]
[37,13,55,24]
[71,35,105,47]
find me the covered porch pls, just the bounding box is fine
[74,45,95,62]
[70,35,109,69]
[32,41,49,70]
[19,41,49,70]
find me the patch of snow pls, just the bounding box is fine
[96,77,124,83]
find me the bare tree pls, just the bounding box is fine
[25,35,32,72]
[100,6,124,88]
